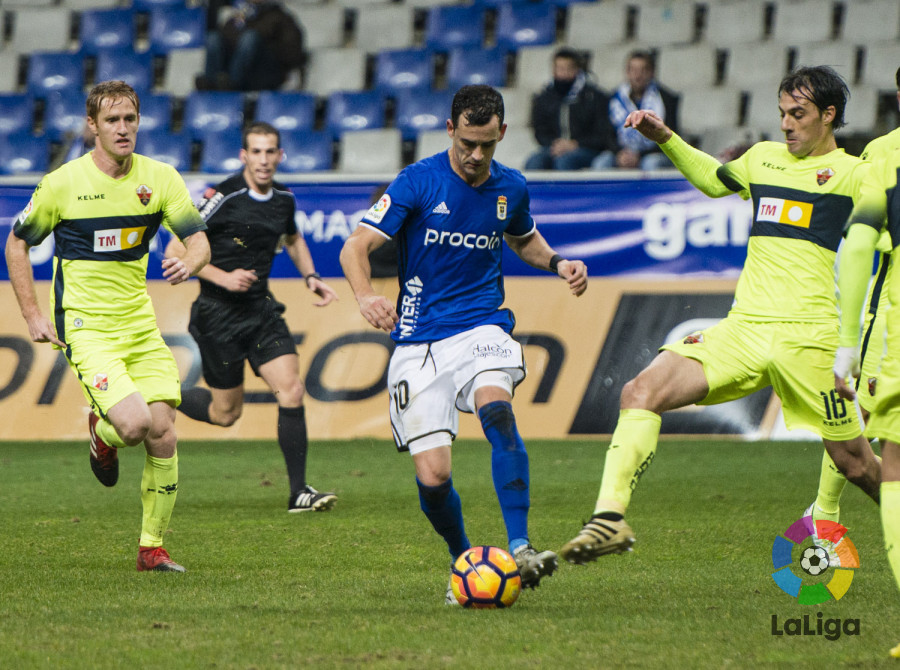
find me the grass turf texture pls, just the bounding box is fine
[0,438,897,669]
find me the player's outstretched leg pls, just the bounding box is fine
[560,408,660,564]
[88,411,119,487]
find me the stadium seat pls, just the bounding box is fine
[133,0,188,9]
[844,85,880,135]
[0,134,50,175]
[793,42,859,85]
[843,0,900,43]
[495,3,557,51]
[94,51,154,93]
[291,5,345,50]
[514,45,557,96]
[393,88,453,141]
[446,48,507,89]
[862,42,900,89]
[586,44,641,91]
[492,127,538,171]
[147,6,206,54]
[355,5,414,53]
[304,48,366,97]
[63,0,122,8]
[374,49,434,95]
[183,91,244,140]
[0,57,19,94]
[137,94,173,133]
[678,87,742,138]
[703,0,768,47]
[657,44,718,91]
[415,128,448,161]
[495,86,531,130]
[635,2,696,46]
[199,128,244,173]
[772,0,835,45]
[743,83,785,140]
[337,128,402,173]
[0,94,35,136]
[79,8,135,55]
[280,129,333,172]
[424,5,485,51]
[42,90,86,142]
[325,90,385,139]
[472,0,532,6]
[6,8,72,54]
[26,52,84,98]
[724,42,790,88]
[160,47,205,98]
[137,130,192,171]
[565,3,629,50]
[254,91,317,132]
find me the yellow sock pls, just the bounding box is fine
[139,453,178,548]
[881,481,900,593]
[813,450,846,521]
[594,409,662,516]
[95,415,128,449]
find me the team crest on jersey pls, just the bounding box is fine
[816,168,835,185]
[683,333,704,344]
[497,195,507,220]
[136,184,152,206]
[93,374,109,392]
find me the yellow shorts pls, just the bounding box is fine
[65,326,181,417]
[662,317,863,441]
[857,252,891,414]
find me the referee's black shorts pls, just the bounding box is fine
[188,294,297,389]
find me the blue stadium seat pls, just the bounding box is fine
[133,0,188,8]
[446,48,507,89]
[183,91,244,140]
[137,130,192,171]
[199,128,244,173]
[148,7,206,53]
[495,4,557,50]
[325,90,385,139]
[280,130,333,172]
[0,134,50,175]
[394,88,453,141]
[79,8,135,55]
[424,6,485,51]
[43,90,86,142]
[26,52,84,98]
[0,94,35,136]
[254,91,316,132]
[374,49,434,94]
[95,50,154,93]
[137,94,173,133]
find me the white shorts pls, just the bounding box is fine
[388,325,526,454]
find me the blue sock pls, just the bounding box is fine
[478,401,530,553]
[416,476,470,559]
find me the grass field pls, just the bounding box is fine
[0,437,897,669]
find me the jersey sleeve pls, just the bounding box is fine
[359,169,417,238]
[161,165,206,240]
[504,184,536,238]
[660,132,748,199]
[12,178,60,246]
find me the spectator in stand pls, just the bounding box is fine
[525,47,616,171]
[592,50,680,171]
[198,0,305,92]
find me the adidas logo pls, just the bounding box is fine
[432,201,450,215]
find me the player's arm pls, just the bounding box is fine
[284,232,337,306]
[5,232,64,347]
[339,224,398,332]
[624,110,736,198]
[163,234,256,291]
[161,230,210,286]
[504,228,587,297]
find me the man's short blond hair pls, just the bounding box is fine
[86,80,140,120]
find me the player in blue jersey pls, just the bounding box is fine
[340,85,588,600]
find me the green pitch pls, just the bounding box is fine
[0,438,896,668]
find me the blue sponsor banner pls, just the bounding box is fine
[0,177,752,281]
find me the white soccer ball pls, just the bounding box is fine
[800,545,829,576]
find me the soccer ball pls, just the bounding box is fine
[800,545,829,576]
[450,546,522,608]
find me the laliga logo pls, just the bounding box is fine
[770,512,859,605]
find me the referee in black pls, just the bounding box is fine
[166,121,339,512]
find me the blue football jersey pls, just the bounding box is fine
[360,151,535,343]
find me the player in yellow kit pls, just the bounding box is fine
[4,80,209,572]
[560,66,882,564]
[833,129,900,658]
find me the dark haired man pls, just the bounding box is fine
[562,66,882,564]
[340,85,588,599]
[6,80,210,572]
[166,121,339,513]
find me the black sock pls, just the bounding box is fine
[594,511,624,522]
[179,387,212,423]
[278,406,308,494]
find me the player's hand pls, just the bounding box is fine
[833,346,860,401]
[307,276,339,307]
[623,110,672,144]
[25,312,65,348]
[359,294,398,332]
[558,259,587,296]
[162,256,193,285]
[221,268,258,292]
